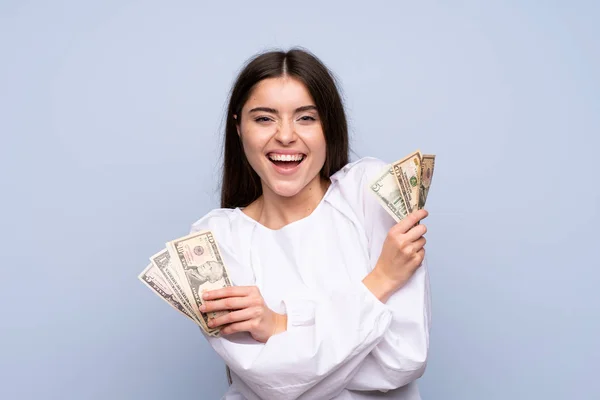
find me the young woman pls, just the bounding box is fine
[191,48,431,400]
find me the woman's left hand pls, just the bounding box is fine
[200,286,287,343]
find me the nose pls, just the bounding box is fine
[274,120,297,145]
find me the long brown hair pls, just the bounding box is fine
[220,48,349,209]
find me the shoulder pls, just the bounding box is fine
[190,207,240,234]
[329,156,389,203]
[327,156,396,234]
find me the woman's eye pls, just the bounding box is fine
[255,117,271,122]
[299,115,316,121]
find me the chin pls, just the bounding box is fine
[268,181,306,198]
[261,171,316,196]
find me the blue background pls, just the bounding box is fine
[1,1,598,399]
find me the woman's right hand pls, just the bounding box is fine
[363,209,429,303]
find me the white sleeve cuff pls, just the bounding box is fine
[280,281,391,331]
[280,292,317,328]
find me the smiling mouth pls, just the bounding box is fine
[267,153,306,168]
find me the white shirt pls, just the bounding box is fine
[190,157,431,400]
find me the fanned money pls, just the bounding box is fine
[149,248,201,324]
[369,149,436,222]
[392,150,422,213]
[419,154,436,209]
[369,165,409,222]
[138,263,197,322]
[139,229,233,336]
[167,230,233,334]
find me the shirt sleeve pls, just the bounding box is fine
[333,157,432,391]
[189,209,394,400]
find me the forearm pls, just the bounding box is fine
[271,312,287,336]
[348,260,431,391]
[362,267,398,303]
[205,281,393,399]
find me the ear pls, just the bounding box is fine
[233,114,241,137]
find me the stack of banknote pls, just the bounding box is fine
[138,230,233,336]
[369,150,436,222]
[139,150,435,334]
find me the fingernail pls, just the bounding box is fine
[203,293,209,299]
[199,305,206,312]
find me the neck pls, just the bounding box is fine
[254,176,330,230]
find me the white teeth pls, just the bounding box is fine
[268,153,304,162]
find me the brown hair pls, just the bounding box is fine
[219,48,349,209]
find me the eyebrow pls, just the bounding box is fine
[248,105,318,114]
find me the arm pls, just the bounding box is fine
[203,281,393,400]
[346,259,430,391]
[335,157,432,391]
[201,212,428,399]
[188,211,396,399]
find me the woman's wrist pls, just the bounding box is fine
[271,312,288,338]
[362,266,397,303]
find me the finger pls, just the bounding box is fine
[412,237,426,251]
[200,296,252,313]
[395,209,428,233]
[207,307,258,328]
[203,286,255,301]
[415,247,426,263]
[219,319,255,336]
[403,223,427,242]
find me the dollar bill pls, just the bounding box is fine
[138,263,197,323]
[369,150,436,222]
[145,252,220,336]
[392,150,422,214]
[166,230,233,334]
[149,249,202,325]
[418,154,436,209]
[369,164,409,222]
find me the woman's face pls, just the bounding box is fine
[236,76,327,199]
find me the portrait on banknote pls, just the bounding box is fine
[185,261,226,293]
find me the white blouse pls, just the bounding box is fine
[189,157,431,400]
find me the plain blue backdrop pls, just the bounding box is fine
[1,1,598,399]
